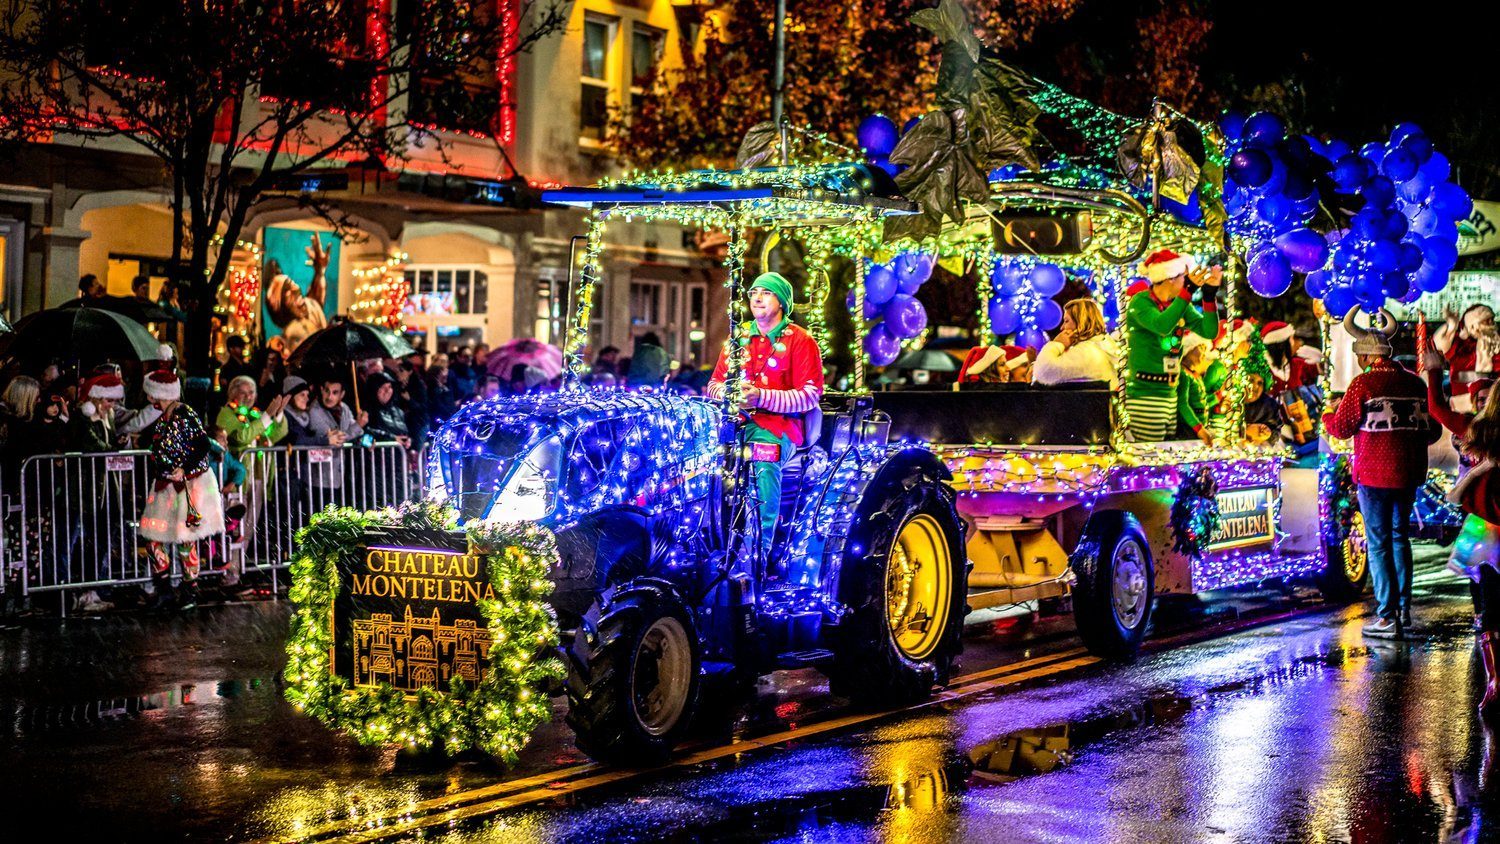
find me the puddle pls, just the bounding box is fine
[8,678,271,735]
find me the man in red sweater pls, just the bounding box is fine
[708,272,825,550]
[1323,309,1441,638]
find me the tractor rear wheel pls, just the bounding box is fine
[1072,513,1155,660]
[564,579,701,764]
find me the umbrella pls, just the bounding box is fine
[287,321,415,415]
[890,347,962,372]
[0,312,11,335]
[0,305,162,369]
[486,338,564,382]
[59,295,171,325]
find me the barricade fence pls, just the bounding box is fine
[13,443,424,603]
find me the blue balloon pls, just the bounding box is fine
[1275,228,1330,273]
[1324,139,1353,160]
[1382,272,1410,299]
[1032,298,1063,331]
[1016,327,1050,351]
[1248,248,1294,297]
[845,290,881,320]
[989,297,1022,336]
[1305,269,1333,299]
[1229,148,1274,188]
[1410,207,1442,238]
[1161,190,1204,225]
[1282,169,1316,202]
[1258,194,1294,226]
[865,324,902,367]
[872,158,899,177]
[894,251,935,292]
[1358,290,1389,313]
[1029,263,1067,297]
[1430,182,1474,221]
[1333,244,1359,270]
[1363,175,1396,208]
[1424,235,1459,270]
[1413,263,1448,293]
[994,263,1030,297]
[1220,111,1247,140]
[1360,142,1386,163]
[884,294,927,338]
[857,114,900,159]
[1244,112,1286,146]
[1257,158,1287,195]
[1420,151,1451,183]
[1397,241,1425,273]
[1353,272,1385,301]
[1382,147,1419,183]
[1332,155,1368,191]
[1325,285,1358,318]
[1396,170,1431,204]
[1398,285,1424,304]
[865,264,898,306]
[902,116,920,135]
[1368,239,1402,272]
[1400,133,1434,164]
[1390,122,1424,146]
[1224,185,1250,216]
[1378,210,1409,241]
[1351,210,1383,241]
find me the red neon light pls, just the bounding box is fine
[497,0,518,147]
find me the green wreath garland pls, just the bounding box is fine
[283,501,565,760]
[1171,465,1221,560]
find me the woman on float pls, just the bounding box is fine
[1033,298,1120,388]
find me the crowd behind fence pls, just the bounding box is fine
[5,443,424,604]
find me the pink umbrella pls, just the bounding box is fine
[486,338,564,382]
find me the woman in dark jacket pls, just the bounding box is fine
[362,371,410,446]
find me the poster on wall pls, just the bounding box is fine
[262,227,340,354]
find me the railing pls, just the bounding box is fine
[12,443,424,604]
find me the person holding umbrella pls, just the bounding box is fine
[138,370,224,610]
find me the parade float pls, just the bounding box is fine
[286,1,1471,763]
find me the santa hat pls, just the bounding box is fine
[85,373,125,402]
[1139,249,1193,283]
[1181,331,1213,357]
[1217,318,1257,348]
[1261,321,1295,344]
[143,370,181,402]
[999,345,1031,369]
[960,346,1004,381]
[1125,279,1151,297]
[157,344,175,362]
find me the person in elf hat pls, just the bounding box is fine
[1124,249,1222,441]
[708,271,825,547]
[138,370,224,609]
[1175,331,1216,443]
[1323,309,1440,639]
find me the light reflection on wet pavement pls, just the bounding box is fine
[2,547,1494,842]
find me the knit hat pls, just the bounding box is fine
[748,272,794,315]
[143,370,181,402]
[281,375,310,397]
[1260,321,1294,344]
[960,346,1004,381]
[1345,308,1397,357]
[85,373,125,401]
[1139,249,1193,283]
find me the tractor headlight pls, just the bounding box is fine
[484,436,561,523]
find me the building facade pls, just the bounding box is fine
[0,0,725,368]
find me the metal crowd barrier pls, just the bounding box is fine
[13,443,424,604]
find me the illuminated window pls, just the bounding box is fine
[630,25,665,91]
[580,15,617,143]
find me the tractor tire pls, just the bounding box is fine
[1318,510,1370,604]
[1072,512,1154,660]
[826,480,967,707]
[564,578,701,764]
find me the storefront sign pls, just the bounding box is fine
[1209,486,1274,551]
[332,544,495,693]
[1389,271,1500,322]
[1459,200,1500,256]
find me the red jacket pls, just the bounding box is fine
[708,320,825,446]
[1323,359,1440,489]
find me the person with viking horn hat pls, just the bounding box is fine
[1322,308,1441,639]
[1124,249,1222,443]
[138,370,225,610]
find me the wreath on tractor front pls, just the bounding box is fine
[1171,466,1221,561]
[283,501,564,760]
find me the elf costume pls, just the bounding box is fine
[708,272,825,547]
[1124,250,1219,441]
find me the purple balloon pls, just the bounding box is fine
[1243,112,1285,146]
[883,294,927,338]
[1257,194,1294,227]
[1398,285,1424,304]
[894,252,935,292]
[989,296,1022,336]
[865,324,901,367]
[865,264,898,306]
[994,263,1030,297]
[1431,182,1474,221]
[1016,327,1050,350]
[1028,263,1066,297]
[1305,269,1332,299]
[1033,298,1063,332]
[1229,148,1274,188]
[1249,248,1294,297]
[1325,285,1358,318]
[1382,147,1418,183]
[857,114,900,159]
[1274,228,1330,274]
[845,290,881,320]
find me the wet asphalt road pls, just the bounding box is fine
[1,545,1494,843]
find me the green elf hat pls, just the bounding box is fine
[748,271,794,315]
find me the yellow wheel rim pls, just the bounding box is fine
[886,514,953,661]
[1343,511,1368,584]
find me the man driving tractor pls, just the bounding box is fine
[708,272,826,549]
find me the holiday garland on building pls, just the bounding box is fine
[283,501,564,760]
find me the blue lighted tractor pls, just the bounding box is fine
[428,168,969,762]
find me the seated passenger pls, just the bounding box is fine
[959,346,1005,384]
[1033,298,1119,388]
[1242,372,1285,445]
[1002,345,1035,383]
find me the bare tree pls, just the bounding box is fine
[0,0,564,376]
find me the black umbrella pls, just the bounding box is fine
[0,306,163,370]
[890,347,961,372]
[59,295,171,325]
[287,321,415,414]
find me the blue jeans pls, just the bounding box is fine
[1358,485,1417,621]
